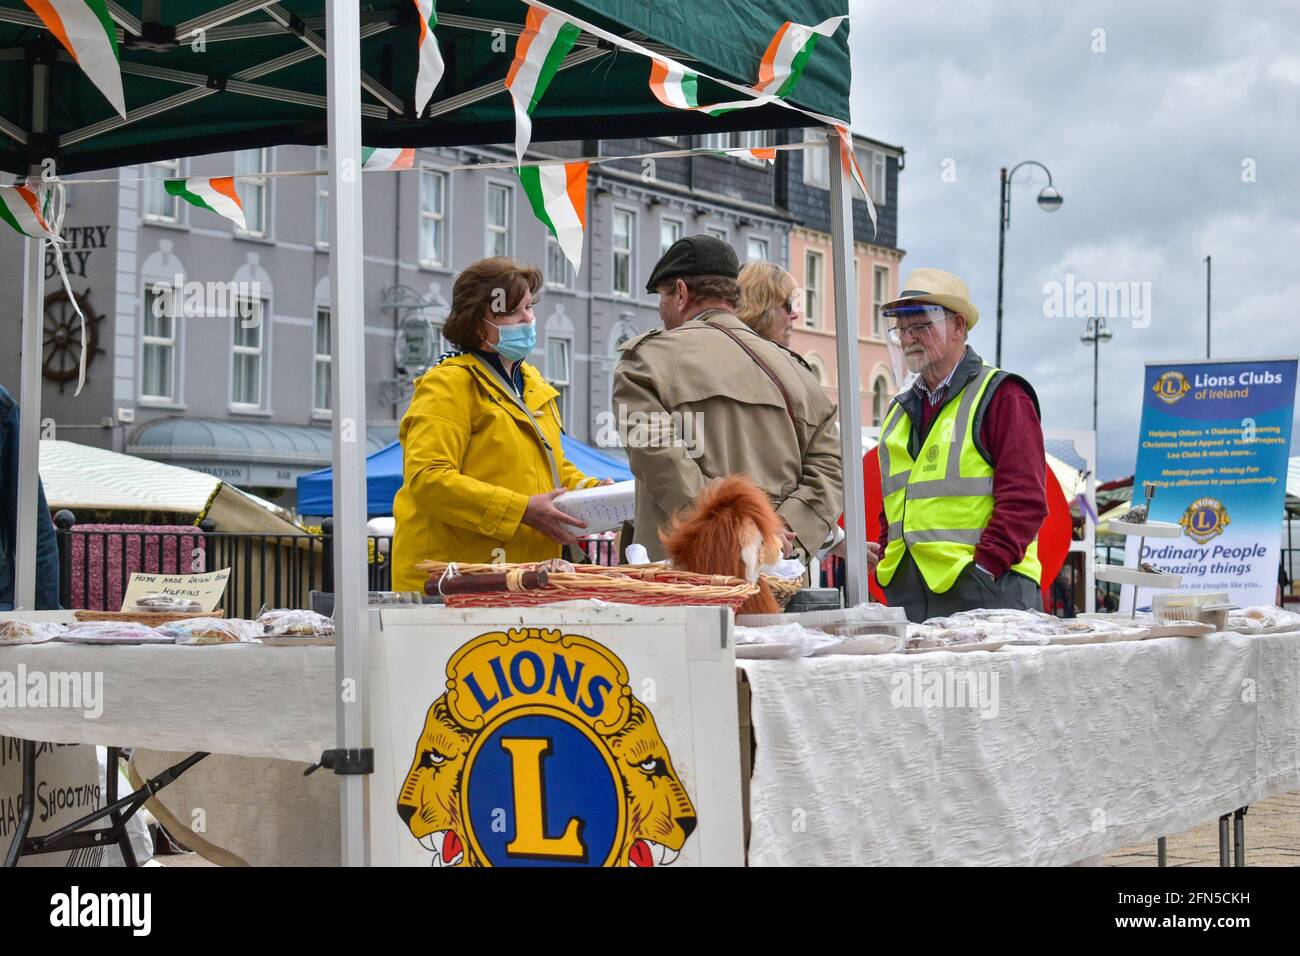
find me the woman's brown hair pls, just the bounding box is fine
[442,257,543,352]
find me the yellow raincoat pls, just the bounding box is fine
[391,353,600,592]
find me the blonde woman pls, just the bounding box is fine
[737,260,799,347]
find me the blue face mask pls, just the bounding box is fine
[489,320,536,362]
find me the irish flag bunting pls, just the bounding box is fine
[518,162,588,273]
[0,184,59,239]
[649,60,776,116]
[833,124,877,232]
[506,6,581,164]
[362,147,415,171]
[412,0,445,114]
[23,0,125,117]
[164,177,247,231]
[754,15,847,98]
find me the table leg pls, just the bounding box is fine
[105,747,138,867]
[1233,807,1247,867]
[2,740,37,868]
[1218,815,1231,866]
[1157,836,1167,867]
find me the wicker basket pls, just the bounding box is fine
[419,561,759,610]
[761,575,803,609]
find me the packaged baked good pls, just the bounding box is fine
[257,608,335,637]
[60,621,174,644]
[158,617,262,645]
[0,620,66,645]
[132,592,202,612]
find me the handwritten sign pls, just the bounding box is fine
[119,569,231,613]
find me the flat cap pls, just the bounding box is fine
[644,234,740,293]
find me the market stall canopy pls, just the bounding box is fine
[0,0,852,175]
[295,434,632,517]
[38,438,297,530]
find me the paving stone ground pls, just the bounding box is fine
[1106,791,1300,867]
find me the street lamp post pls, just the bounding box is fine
[996,161,1063,367]
[1080,316,1113,434]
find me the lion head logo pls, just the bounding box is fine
[397,628,697,867]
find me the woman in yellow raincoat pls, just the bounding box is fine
[392,257,608,592]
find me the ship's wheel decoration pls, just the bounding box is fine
[44,288,105,393]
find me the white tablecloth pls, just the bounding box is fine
[0,643,335,763]
[740,630,1300,866]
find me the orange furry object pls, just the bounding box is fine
[659,475,785,615]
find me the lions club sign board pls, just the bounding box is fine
[368,604,744,867]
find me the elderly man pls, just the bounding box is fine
[612,235,842,563]
[874,268,1047,622]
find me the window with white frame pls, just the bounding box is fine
[145,159,181,222]
[736,129,772,164]
[806,353,827,385]
[231,149,267,237]
[486,182,512,257]
[747,236,769,262]
[803,128,830,189]
[420,167,447,266]
[612,208,635,296]
[804,250,822,328]
[546,336,572,422]
[141,285,176,400]
[659,217,682,255]
[699,132,730,151]
[856,147,888,205]
[315,147,330,247]
[872,375,891,426]
[545,234,573,288]
[231,300,266,408]
[314,307,332,415]
[872,265,889,338]
[706,224,728,242]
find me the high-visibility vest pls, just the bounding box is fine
[875,363,1041,593]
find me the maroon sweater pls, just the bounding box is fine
[878,379,1047,577]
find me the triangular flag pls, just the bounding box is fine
[0,184,60,239]
[362,147,415,171]
[649,60,778,116]
[832,124,877,234]
[411,0,445,114]
[754,15,847,98]
[518,161,588,273]
[23,0,125,117]
[164,177,247,231]
[506,6,581,164]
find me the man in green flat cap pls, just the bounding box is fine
[612,235,842,564]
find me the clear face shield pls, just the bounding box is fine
[883,303,952,379]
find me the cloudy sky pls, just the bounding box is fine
[848,0,1300,478]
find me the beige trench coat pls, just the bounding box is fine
[611,309,843,561]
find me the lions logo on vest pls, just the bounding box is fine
[1153,370,1191,405]
[1180,497,1230,544]
[396,627,697,867]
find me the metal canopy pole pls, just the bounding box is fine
[826,135,866,606]
[325,0,370,867]
[15,63,49,611]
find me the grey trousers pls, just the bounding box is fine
[883,552,1043,624]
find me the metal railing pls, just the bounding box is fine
[53,511,615,617]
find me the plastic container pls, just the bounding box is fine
[1152,592,1231,632]
[737,603,907,643]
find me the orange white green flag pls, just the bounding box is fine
[362,147,415,171]
[517,161,588,273]
[649,60,777,116]
[0,184,59,239]
[832,124,877,232]
[753,15,848,98]
[163,177,247,231]
[506,6,581,164]
[411,0,445,114]
[23,0,125,117]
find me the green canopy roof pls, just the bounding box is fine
[0,0,852,175]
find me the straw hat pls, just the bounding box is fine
[881,268,980,330]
